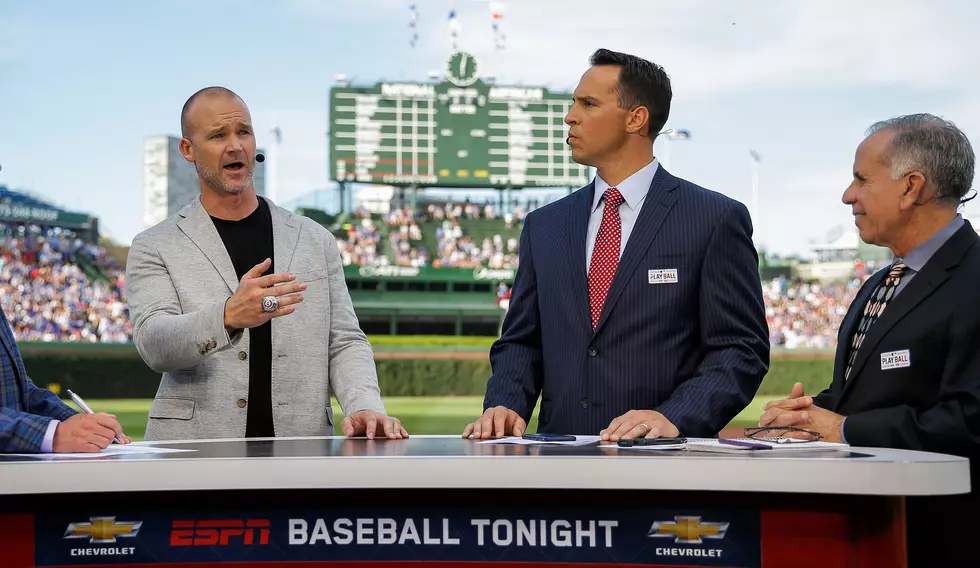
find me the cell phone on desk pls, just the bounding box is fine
[522,433,577,442]
[617,437,687,447]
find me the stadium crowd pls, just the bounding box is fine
[0,223,131,343]
[763,259,892,348]
[336,202,525,270]
[0,208,895,350]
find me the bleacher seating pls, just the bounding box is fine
[762,259,890,348]
[324,201,894,348]
[0,193,890,348]
[0,222,131,343]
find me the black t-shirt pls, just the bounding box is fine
[210,198,275,438]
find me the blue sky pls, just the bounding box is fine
[2,0,979,255]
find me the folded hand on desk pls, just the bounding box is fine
[340,410,408,440]
[758,382,844,443]
[461,406,526,439]
[54,412,131,453]
[600,410,679,441]
[759,382,812,427]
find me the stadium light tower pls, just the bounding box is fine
[750,149,761,245]
[268,114,282,204]
[660,129,691,170]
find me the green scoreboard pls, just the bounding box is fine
[328,52,589,189]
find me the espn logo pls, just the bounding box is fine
[170,519,271,546]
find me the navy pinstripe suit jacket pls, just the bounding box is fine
[484,166,770,436]
[0,308,77,452]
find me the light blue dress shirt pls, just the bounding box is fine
[585,159,660,275]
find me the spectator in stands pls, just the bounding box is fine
[385,211,426,267]
[759,114,980,566]
[496,283,511,312]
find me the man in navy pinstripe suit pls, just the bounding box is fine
[0,308,130,452]
[463,48,769,440]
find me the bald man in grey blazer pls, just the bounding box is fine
[126,86,407,441]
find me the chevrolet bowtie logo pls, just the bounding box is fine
[64,517,142,543]
[647,516,729,544]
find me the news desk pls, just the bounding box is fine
[0,435,969,568]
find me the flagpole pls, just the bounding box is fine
[448,1,459,53]
[408,4,419,49]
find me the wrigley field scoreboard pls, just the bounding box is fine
[329,52,589,189]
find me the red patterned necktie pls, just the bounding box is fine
[588,188,625,330]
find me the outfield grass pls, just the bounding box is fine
[367,336,497,348]
[66,396,779,442]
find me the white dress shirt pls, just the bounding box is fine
[42,419,59,452]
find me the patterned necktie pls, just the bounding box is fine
[844,261,909,380]
[588,188,625,330]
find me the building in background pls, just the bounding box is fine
[795,226,892,283]
[142,135,265,229]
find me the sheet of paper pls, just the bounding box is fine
[598,442,686,450]
[685,438,848,453]
[599,437,848,452]
[477,435,601,446]
[737,436,844,446]
[600,437,718,451]
[5,444,196,459]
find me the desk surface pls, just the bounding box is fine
[0,435,969,496]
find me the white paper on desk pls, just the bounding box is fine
[686,438,848,453]
[5,444,196,459]
[598,442,686,451]
[477,435,601,446]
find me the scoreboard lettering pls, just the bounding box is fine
[329,52,588,189]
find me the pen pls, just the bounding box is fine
[67,389,120,444]
[718,438,771,450]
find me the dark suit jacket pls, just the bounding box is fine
[811,221,980,566]
[483,166,770,436]
[0,308,77,452]
[813,221,980,455]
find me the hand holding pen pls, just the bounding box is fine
[51,389,132,453]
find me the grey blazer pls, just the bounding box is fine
[125,195,385,441]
